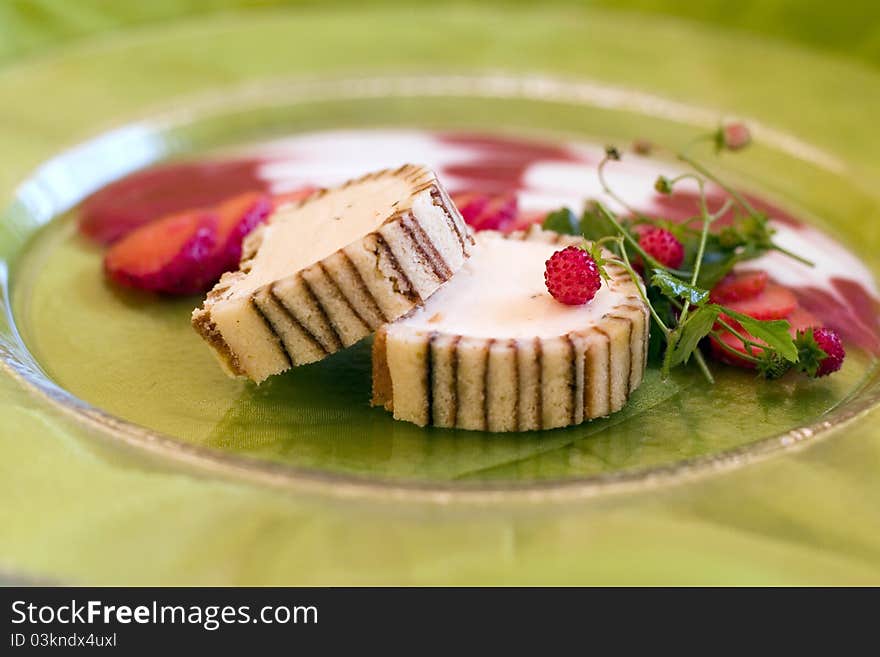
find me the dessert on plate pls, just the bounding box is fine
[192,164,473,382]
[82,124,851,436]
[372,227,649,431]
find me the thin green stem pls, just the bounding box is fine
[709,329,761,363]
[689,181,714,288]
[598,155,641,217]
[679,133,715,160]
[678,152,758,217]
[715,317,763,348]
[692,349,716,383]
[615,239,670,336]
[595,202,689,278]
[714,317,768,358]
[711,198,734,220]
[663,297,716,382]
[667,173,704,188]
[666,179,712,374]
[595,235,622,248]
[595,202,653,262]
[772,244,815,267]
[679,152,815,269]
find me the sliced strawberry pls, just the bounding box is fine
[786,307,818,333]
[452,192,490,223]
[722,283,797,321]
[104,210,217,295]
[710,303,816,369]
[473,194,518,231]
[81,159,266,244]
[452,192,518,232]
[196,192,273,286]
[710,270,769,303]
[709,328,762,369]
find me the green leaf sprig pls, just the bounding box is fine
[543,124,821,383]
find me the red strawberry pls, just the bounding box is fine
[722,284,797,321]
[811,327,846,377]
[101,186,350,295]
[544,246,602,305]
[718,122,751,151]
[104,209,217,295]
[710,301,816,369]
[710,270,769,303]
[453,192,518,232]
[195,192,274,288]
[453,192,489,223]
[638,227,684,269]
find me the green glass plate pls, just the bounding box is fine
[8,85,879,493]
[3,5,880,584]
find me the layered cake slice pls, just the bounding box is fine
[372,227,650,431]
[193,165,473,382]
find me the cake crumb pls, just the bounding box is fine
[428,313,443,324]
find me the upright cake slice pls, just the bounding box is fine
[372,227,649,431]
[193,165,473,382]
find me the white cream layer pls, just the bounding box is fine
[392,233,625,340]
[226,174,421,300]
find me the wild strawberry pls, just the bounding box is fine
[710,270,769,303]
[638,227,684,269]
[544,246,602,305]
[716,122,751,151]
[811,327,846,377]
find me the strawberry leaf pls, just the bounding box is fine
[666,304,720,367]
[587,242,612,282]
[794,329,828,377]
[542,207,580,236]
[651,270,710,305]
[580,202,622,242]
[716,306,797,362]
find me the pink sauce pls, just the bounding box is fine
[80,159,268,244]
[439,132,579,195]
[79,129,880,353]
[651,190,800,228]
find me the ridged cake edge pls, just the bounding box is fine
[371,226,650,432]
[193,164,475,382]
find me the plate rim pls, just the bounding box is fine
[3,73,878,503]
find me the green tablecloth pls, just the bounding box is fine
[1,1,879,584]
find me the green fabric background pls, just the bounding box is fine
[4,0,880,70]
[1,1,879,584]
